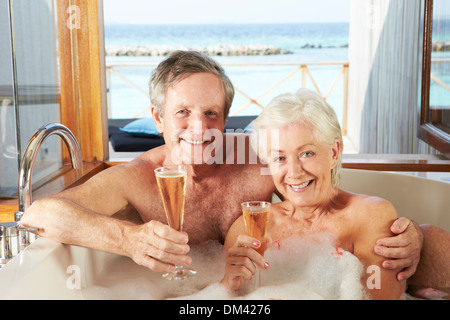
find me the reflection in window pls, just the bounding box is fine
[0,0,62,198]
[430,0,450,135]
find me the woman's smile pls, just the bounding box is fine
[287,179,314,192]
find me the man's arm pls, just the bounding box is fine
[20,164,192,273]
[374,217,423,281]
[409,224,450,290]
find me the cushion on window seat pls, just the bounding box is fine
[119,117,160,137]
[108,116,256,152]
[109,118,164,152]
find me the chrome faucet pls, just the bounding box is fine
[14,123,83,250]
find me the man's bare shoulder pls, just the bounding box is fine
[53,147,167,216]
[122,145,167,172]
[88,145,167,193]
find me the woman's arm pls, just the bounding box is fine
[353,197,407,300]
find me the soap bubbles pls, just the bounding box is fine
[82,233,365,300]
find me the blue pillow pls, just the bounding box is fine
[120,118,160,137]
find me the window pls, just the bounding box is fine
[0,0,62,197]
[0,0,107,200]
[418,0,450,156]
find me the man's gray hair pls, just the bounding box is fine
[149,50,235,118]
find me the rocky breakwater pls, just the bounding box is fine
[432,41,450,52]
[301,43,348,49]
[105,44,292,56]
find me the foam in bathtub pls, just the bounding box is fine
[174,233,366,300]
[82,233,365,300]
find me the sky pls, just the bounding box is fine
[434,0,450,19]
[103,0,351,25]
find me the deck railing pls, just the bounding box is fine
[431,58,450,93]
[106,61,350,134]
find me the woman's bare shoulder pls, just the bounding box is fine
[344,192,405,299]
[345,191,398,255]
[347,191,398,223]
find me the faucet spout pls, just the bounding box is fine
[16,123,83,221]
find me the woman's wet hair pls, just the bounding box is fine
[250,88,343,187]
[149,50,235,118]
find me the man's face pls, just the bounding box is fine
[153,72,227,164]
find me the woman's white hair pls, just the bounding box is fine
[250,88,343,187]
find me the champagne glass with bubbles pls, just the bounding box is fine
[241,201,271,287]
[154,165,196,280]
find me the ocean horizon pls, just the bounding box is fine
[104,22,350,50]
[104,22,349,121]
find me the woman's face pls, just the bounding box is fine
[267,122,340,208]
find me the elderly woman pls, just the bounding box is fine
[220,89,406,299]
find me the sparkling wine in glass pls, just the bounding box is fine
[155,165,196,280]
[241,201,271,287]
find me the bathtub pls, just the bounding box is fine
[0,169,448,300]
[340,169,450,232]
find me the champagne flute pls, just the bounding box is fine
[241,201,271,287]
[154,165,196,280]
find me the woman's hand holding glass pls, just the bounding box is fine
[221,234,271,291]
[222,201,272,291]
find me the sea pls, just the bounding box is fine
[431,19,450,108]
[104,23,350,123]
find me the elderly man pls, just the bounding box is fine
[22,51,422,280]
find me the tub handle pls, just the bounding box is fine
[17,225,39,232]
[14,211,39,232]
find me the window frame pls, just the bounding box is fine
[56,0,109,163]
[40,0,450,175]
[418,0,450,157]
[52,0,450,176]
[5,0,450,209]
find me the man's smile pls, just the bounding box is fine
[180,137,212,145]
